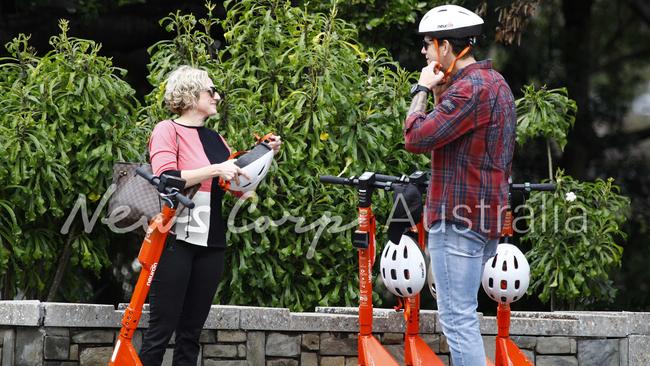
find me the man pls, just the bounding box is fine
[403,5,516,365]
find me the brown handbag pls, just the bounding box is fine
[106,162,199,229]
[106,123,199,229]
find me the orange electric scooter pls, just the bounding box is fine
[109,167,195,366]
[321,171,448,366]
[490,181,555,366]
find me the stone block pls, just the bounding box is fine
[620,338,628,366]
[217,330,246,343]
[382,333,403,345]
[320,333,357,356]
[44,336,70,360]
[536,336,576,354]
[266,359,299,366]
[626,312,650,335]
[2,329,15,366]
[0,300,42,326]
[481,312,579,336]
[204,344,238,358]
[44,303,119,328]
[266,333,300,357]
[70,344,79,361]
[204,361,248,366]
[238,344,246,358]
[45,328,69,337]
[439,334,449,353]
[345,357,358,366]
[512,335,537,349]
[289,313,357,332]
[203,305,241,330]
[556,312,629,337]
[321,356,345,366]
[536,355,578,366]
[628,335,650,366]
[200,330,216,344]
[483,336,496,361]
[79,346,113,365]
[577,338,619,366]
[241,307,290,331]
[438,354,449,366]
[301,333,319,351]
[71,330,114,344]
[301,352,318,366]
[15,327,45,366]
[247,331,265,366]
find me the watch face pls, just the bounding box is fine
[410,84,418,93]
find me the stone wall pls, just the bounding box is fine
[0,301,649,365]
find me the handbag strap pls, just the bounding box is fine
[146,120,181,166]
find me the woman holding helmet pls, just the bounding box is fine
[139,65,281,366]
[403,4,517,366]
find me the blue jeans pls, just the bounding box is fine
[428,221,498,366]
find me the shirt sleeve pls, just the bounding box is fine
[149,121,179,176]
[403,80,481,154]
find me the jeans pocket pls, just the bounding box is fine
[452,228,487,257]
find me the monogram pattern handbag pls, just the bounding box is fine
[106,124,199,229]
[106,162,199,229]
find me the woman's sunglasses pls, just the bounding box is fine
[422,39,434,50]
[205,86,221,99]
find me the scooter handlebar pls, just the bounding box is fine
[136,166,196,209]
[510,183,556,192]
[319,175,353,186]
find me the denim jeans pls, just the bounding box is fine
[428,221,498,366]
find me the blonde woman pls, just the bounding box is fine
[139,65,281,365]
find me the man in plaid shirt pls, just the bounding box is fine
[404,5,516,365]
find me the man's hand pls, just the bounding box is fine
[418,62,445,90]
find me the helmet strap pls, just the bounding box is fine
[434,39,472,84]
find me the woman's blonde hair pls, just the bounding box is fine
[164,65,212,114]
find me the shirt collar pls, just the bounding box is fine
[449,59,493,84]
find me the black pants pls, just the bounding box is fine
[139,236,226,366]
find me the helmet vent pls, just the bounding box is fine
[513,295,519,301]
[392,250,397,261]
[514,256,519,269]
[491,255,498,268]
[404,269,411,280]
[407,287,413,294]
[500,280,507,290]
[488,278,493,288]
[382,268,386,279]
[396,288,403,296]
[502,261,508,271]
[384,248,389,258]
[391,269,397,280]
[515,280,520,289]
[403,245,409,259]
[501,296,507,303]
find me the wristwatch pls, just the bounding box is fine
[410,84,431,97]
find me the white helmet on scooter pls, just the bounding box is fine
[380,234,426,298]
[482,243,530,304]
[418,5,484,39]
[227,142,274,192]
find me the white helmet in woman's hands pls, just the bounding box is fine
[228,142,274,192]
[482,243,530,304]
[380,234,427,298]
[418,5,484,39]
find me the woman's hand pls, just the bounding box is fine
[213,160,251,185]
[268,134,282,155]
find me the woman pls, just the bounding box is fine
[139,65,281,365]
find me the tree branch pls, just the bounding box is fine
[627,0,650,26]
[595,47,650,72]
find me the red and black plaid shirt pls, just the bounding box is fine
[404,60,516,239]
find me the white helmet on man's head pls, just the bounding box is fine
[482,243,530,304]
[380,234,426,298]
[418,5,484,39]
